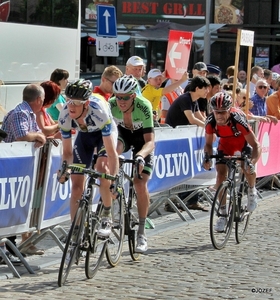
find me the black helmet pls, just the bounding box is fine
[65,79,92,100]
[210,92,232,111]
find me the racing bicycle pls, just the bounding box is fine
[57,161,118,286]
[106,156,142,264]
[208,154,253,250]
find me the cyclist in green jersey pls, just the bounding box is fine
[109,75,155,253]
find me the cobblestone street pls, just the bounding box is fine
[0,194,279,300]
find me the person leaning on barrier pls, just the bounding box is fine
[1,84,46,256]
[165,76,210,128]
[109,75,155,253]
[36,81,62,138]
[203,92,261,232]
[266,77,280,119]
[57,79,119,238]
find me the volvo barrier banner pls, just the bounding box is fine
[0,142,39,236]
[256,121,280,177]
[1,123,278,236]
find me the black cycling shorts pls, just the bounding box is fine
[72,131,106,174]
[117,126,154,176]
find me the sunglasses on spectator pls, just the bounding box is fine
[106,78,115,84]
[116,94,133,101]
[67,99,86,106]
[257,85,268,89]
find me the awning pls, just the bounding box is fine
[131,22,225,51]
[81,32,130,43]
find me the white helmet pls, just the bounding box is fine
[113,75,138,94]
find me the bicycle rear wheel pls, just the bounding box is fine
[58,202,86,287]
[106,193,125,267]
[210,181,235,250]
[127,189,140,261]
[85,210,107,279]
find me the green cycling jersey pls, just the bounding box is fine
[109,95,154,133]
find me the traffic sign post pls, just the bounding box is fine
[96,37,119,57]
[97,5,117,38]
[165,30,193,80]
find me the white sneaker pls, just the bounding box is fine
[97,217,112,237]
[214,217,226,232]
[247,188,257,212]
[135,234,148,253]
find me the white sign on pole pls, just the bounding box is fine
[96,37,119,57]
[240,30,254,47]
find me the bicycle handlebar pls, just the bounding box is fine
[59,160,117,181]
[208,154,248,161]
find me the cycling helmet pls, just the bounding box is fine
[113,75,138,94]
[65,79,93,100]
[210,92,232,111]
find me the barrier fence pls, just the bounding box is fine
[0,121,279,274]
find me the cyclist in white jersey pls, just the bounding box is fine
[57,79,119,237]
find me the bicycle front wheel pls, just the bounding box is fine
[85,216,107,279]
[210,181,235,250]
[127,189,140,261]
[106,193,125,267]
[235,197,251,243]
[58,202,86,287]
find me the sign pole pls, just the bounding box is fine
[245,46,253,115]
[232,29,241,102]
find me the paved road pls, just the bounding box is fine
[0,193,279,299]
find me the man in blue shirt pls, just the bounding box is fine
[250,79,278,124]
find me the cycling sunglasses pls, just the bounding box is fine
[67,99,86,106]
[116,94,133,101]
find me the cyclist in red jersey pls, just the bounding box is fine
[203,92,261,232]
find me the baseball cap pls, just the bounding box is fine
[206,64,221,75]
[193,62,208,72]
[126,56,144,66]
[272,72,280,81]
[147,69,163,79]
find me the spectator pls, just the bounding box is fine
[271,63,280,75]
[125,56,146,91]
[160,78,184,123]
[266,77,280,119]
[226,65,235,78]
[37,81,61,138]
[250,79,278,124]
[47,68,69,121]
[264,69,273,96]
[245,65,264,97]
[206,64,221,78]
[238,70,247,88]
[235,88,269,123]
[142,69,188,122]
[166,76,210,129]
[93,65,123,101]
[271,72,280,92]
[198,75,222,117]
[1,84,46,256]
[192,62,209,77]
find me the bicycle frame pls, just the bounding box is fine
[209,154,252,249]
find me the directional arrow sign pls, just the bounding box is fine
[168,43,182,68]
[97,5,117,38]
[165,30,193,80]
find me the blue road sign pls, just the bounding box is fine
[97,5,117,38]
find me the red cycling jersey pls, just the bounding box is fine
[205,108,253,155]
